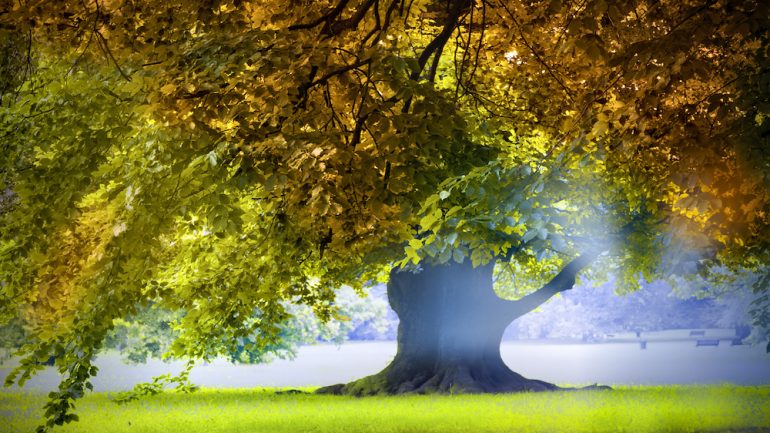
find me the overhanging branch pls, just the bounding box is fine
[504,249,600,321]
[500,219,641,322]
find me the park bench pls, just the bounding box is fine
[695,339,720,347]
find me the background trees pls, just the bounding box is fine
[509,277,760,341]
[101,286,393,365]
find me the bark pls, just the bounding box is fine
[317,255,607,396]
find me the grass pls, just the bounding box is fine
[1,385,769,433]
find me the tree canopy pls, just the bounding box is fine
[1,0,769,430]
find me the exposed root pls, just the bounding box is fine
[315,364,606,396]
[564,383,613,391]
[275,389,310,395]
[316,383,347,395]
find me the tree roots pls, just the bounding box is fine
[316,364,609,396]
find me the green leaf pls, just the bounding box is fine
[445,232,458,246]
[452,249,465,263]
[408,238,422,250]
[445,206,463,218]
[521,229,538,244]
[206,151,218,167]
[419,209,443,230]
[405,246,421,265]
[437,245,452,263]
[551,235,566,251]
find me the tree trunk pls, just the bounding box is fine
[317,259,577,395]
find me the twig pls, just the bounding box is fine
[498,1,575,103]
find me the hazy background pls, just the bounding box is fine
[2,277,768,392]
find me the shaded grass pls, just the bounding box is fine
[2,385,769,432]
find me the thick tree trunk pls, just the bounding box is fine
[317,259,589,395]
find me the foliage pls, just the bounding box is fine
[99,285,391,365]
[110,361,198,405]
[669,267,770,346]
[0,0,769,429]
[0,318,27,364]
[2,386,770,433]
[102,305,179,364]
[0,286,390,366]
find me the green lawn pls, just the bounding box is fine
[2,386,769,433]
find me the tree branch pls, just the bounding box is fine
[500,219,640,322]
[506,249,600,321]
[328,0,377,36]
[311,59,370,88]
[498,1,574,103]
[289,0,379,37]
[410,0,471,81]
[500,236,534,262]
[288,0,351,31]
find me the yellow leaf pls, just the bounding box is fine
[160,83,176,96]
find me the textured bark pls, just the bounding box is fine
[317,259,605,396]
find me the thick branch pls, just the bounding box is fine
[410,0,471,81]
[500,218,641,321]
[504,249,600,322]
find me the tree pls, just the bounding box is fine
[1,0,768,429]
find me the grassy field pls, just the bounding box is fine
[2,386,770,433]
